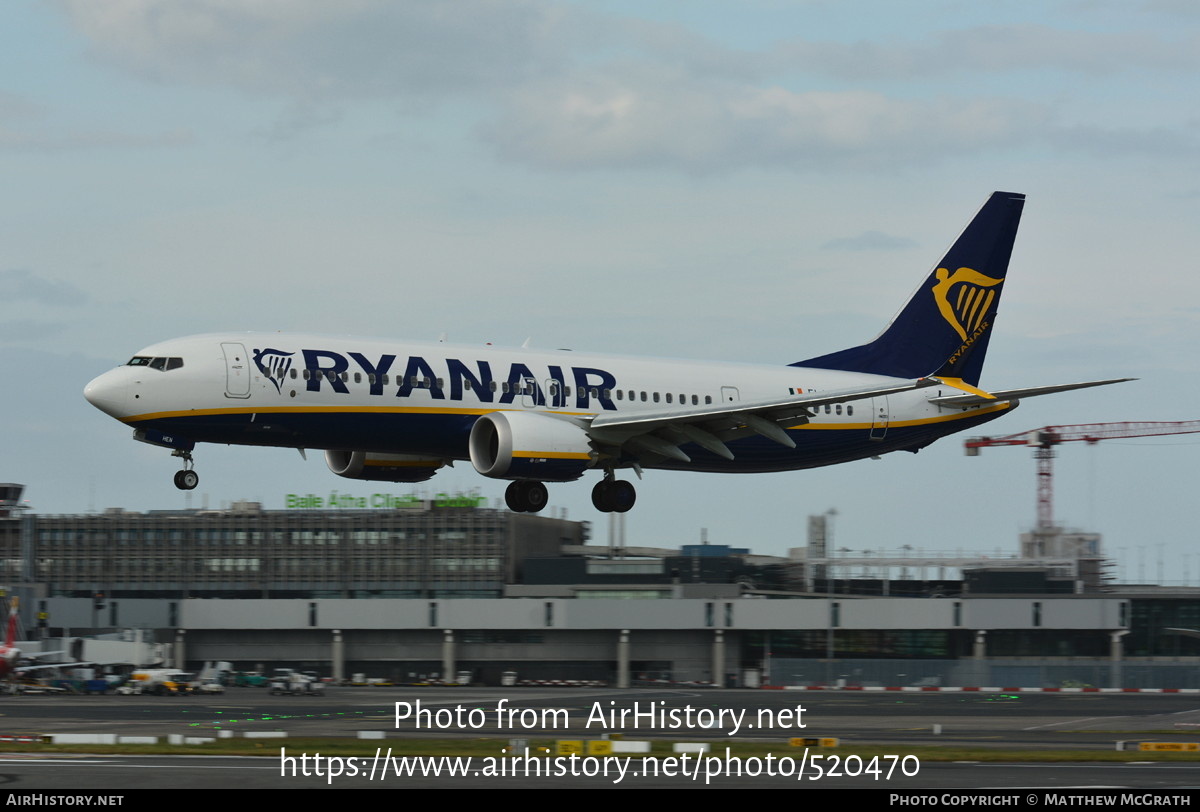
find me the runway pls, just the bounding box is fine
[1,687,1197,790]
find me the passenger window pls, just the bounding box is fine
[615,390,623,400]
[847,405,853,416]
[641,392,647,402]
[368,374,376,385]
[489,381,498,392]
[289,369,297,380]
[464,379,473,391]
[666,393,673,404]
[437,378,444,388]
[354,373,361,384]
[835,404,842,415]
[502,382,510,393]
[653,392,660,403]
[602,388,611,400]
[564,386,571,397]
[692,395,698,405]
[705,395,712,405]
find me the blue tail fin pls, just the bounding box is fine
[794,191,1025,386]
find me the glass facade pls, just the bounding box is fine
[1,506,583,600]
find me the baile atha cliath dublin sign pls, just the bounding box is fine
[284,491,489,510]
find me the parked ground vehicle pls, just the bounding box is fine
[268,669,324,696]
[118,669,194,695]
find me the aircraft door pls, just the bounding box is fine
[519,376,539,408]
[221,342,252,399]
[870,396,889,440]
[544,378,562,409]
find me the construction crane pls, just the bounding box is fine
[965,421,1200,530]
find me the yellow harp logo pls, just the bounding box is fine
[932,267,1004,341]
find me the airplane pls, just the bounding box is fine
[0,598,81,686]
[0,599,23,682]
[84,191,1130,513]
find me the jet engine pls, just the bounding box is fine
[325,450,446,483]
[469,411,593,481]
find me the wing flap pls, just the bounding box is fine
[587,378,937,462]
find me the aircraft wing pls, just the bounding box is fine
[927,378,1135,408]
[585,378,937,463]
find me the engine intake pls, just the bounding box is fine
[469,411,592,481]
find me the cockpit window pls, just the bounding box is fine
[126,356,184,370]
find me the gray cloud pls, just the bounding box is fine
[52,3,1196,173]
[772,24,1200,79]
[822,231,918,251]
[480,69,1051,172]
[0,269,89,306]
[58,0,578,101]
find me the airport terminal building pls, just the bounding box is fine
[2,490,1198,689]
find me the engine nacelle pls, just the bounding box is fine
[325,450,446,483]
[469,411,593,481]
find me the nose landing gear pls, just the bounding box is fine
[172,450,198,491]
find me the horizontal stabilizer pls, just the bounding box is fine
[928,378,1135,407]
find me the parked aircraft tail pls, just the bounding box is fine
[4,599,17,648]
[795,191,1025,386]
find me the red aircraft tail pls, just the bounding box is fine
[4,599,19,649]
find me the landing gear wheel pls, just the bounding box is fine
[505,481,526,512]
[609,480,636,513]
[519,480,548,513]
[505,481,548,513]
[174,470,199,491]
[592,480,614,512]
[592,479,636,512]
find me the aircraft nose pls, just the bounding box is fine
[84,369,129,419]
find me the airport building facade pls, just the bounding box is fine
[2,496,1198,688]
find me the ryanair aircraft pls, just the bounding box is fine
[84,192,1127,513]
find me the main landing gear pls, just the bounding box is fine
[592,477,636,513]
[172,450,198,491]
[505,480,548,513]
[504,476,637,514]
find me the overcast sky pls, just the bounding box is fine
[3,1,1198,583]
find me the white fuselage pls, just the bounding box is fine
[84,332,1012,475]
